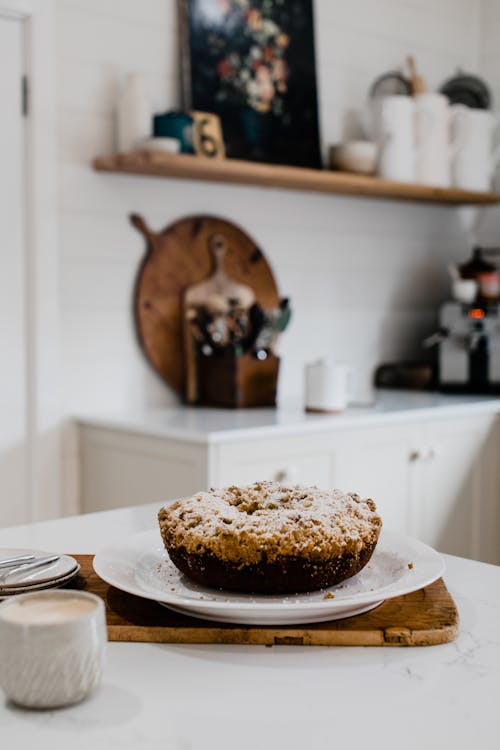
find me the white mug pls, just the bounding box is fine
[305,359,352,413]
[414,93,455,187]
[0,590,107,709]
[451,106,500,191]
[372,96,416,182]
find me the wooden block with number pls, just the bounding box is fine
[190,111,226,159]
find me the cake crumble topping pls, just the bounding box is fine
[158,481,382,565]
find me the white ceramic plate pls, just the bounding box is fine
[93,529,445,625]
[0,564,81,599]
[0,548,79,590]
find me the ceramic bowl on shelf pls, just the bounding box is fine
[329,141,377,175]
[139,136,181,154]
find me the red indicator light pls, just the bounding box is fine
[469,308,485,320]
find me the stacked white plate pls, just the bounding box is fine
[93,529,445,625]
[0,548,80,598]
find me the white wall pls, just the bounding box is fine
[56,0,496,417]
[476,0,500,244]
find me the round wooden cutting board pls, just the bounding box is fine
[131,214,280,394]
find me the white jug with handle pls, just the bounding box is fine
[450,106,500,192]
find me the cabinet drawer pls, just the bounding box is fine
[214,435,333,487]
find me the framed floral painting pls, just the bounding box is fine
[180,0,322,168]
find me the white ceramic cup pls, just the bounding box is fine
[372,96,416,182]
[305,359,352,413]
[0,590,107,709]
[414,93,454,187]
[452,278,477,304]
[451,106,500,191]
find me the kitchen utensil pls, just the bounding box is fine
[407,55,427,95]
[450,106,500,191]
[369,70,411,98]
[93,528,445,626]
[440,71,491,109]
[329,140,377,175]
[0,590,106,709]
[304,359,353,413]
[0,554,35,568]
[69,553,459,646]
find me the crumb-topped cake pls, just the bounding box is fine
[158,482,382,593]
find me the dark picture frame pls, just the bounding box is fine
[179,0,322,168]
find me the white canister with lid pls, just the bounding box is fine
[304,359,353,413]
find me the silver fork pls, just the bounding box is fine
[0,554,36,569]
[0,555,60,584]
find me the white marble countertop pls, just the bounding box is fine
[77,390,500,444]
[0,504,499,749]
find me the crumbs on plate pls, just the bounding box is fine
[323,592,335,600]
[408,562,414,570]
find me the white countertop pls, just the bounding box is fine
[77,390,500,444]
[0,504,499,749]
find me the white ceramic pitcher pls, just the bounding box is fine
[372,95,417,182]
[414,93,457,187]
[451,106,500,191]
[373,93,459,187]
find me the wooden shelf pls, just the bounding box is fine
[93,151,500,206]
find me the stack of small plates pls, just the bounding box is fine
[0,548,80,598]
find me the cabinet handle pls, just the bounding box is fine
[409,450,421,462]
[274,466,298,483]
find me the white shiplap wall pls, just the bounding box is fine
[57,0,493,415]
[477,0,500,244]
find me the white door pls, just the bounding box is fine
[0,15,28,526]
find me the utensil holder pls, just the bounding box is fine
[188,351,280,408]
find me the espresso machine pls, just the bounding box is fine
[426,302,500,393]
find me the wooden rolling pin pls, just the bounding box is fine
[407,55,427,95]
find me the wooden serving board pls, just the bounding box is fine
[68,556,459,647]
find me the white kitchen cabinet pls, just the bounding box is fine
[409,414,498,561]
[333,415,499,563]
[214,434,333,487]
[332,424,412,535]
[78,405,500,565]
[80,427,208,513]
